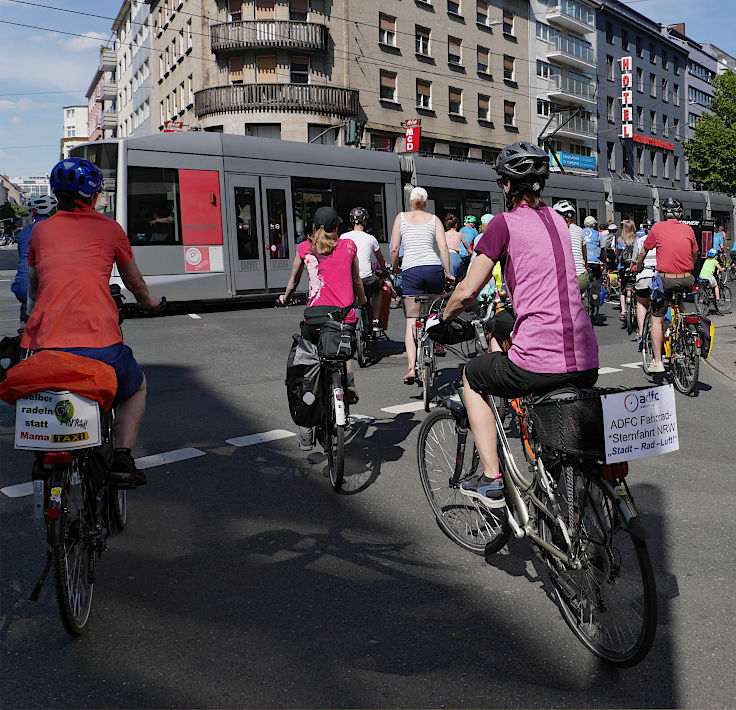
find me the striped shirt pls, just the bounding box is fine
[399,213,441,271]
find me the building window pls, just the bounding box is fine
[675,156,680,179]
[244,124,282,139]
[503,54,515,81]
[416,79,431,109]
[662,51,668,71]
[663,154,670,179]
[605,21,613,44]
[662,78,669,102]
[477,46,489,73]
[370,133,395,152]
[187,75,193,106]
[636,36,642,58]
[650,150,657,177]
[607,142,615,170]
[308,123,336,145]
[289,0,308,21]
[478,94,490,122]
[419,139,435,155]
[688,112,699,129]
[66,126,76,137]
[537,98,550,117]
[416,25,430,56]
[606,96,614,122]
[379,13,396,47]
[186,19,192,50]
[290,56,309,84]
[482,148,500,164]
[449,144,468,159]
[674,83,680,106]
[689,61,716,84]
[448,0,460,15]
[621,29,629,51]
[650,73,656,98]
[636,147,644,175]
[606,55,614,80]
[536,21,553,41]
[504,100,515,126]
[477,0,489,26]
[674,117,680,139]
[636,106,644,131]
[230,56,244,84]
[503,9,514,36]
[635,67,643,93]
[663,114,669,137]
[449,86,462,114]
[650,110,657,134]
[689,87,712,107]
[649,43,656,64]
[674,56,680,75]
[380,70,397,102]
[448,36,462,65]
[229,0,242,22]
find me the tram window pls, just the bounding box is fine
[293,178,332,242]
[335,181,387,242]
[128,167,181,244]
[70,142,117,220]
[266,189,289,259]
[234,186,259,260]
[428,189,462,227]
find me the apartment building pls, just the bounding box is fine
[86,48,119,141]
[60,105,90,160]
[529,0,598,177]
[596,0,687,195]
[12,176,52,201]
[702,42,736,76]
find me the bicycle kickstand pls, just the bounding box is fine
[29,549,53,602]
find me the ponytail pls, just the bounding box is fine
[311,226,338,255]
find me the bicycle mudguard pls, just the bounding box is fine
[600,479,651,540]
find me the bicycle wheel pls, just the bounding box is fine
[626,289,636,335]
[672,327,699,395]
[417,409,511,555]
[695,287,711,316]
[51,461,95,635]
[541,465,657,667]
[718,285,732,314]
[641,312,654,374]
[326,378,345,492]
[112,489,127,531]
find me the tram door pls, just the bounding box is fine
[226,175,295,292]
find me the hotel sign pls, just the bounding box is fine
[620,56,633,139]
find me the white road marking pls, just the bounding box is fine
[597,366,623,375]
[349,414,375,424]
[621,362,644,369]
[381,402,426,414]
[1,482,33,498]
[135,447,207,469]
[188,313,202,319]
[226,429,296,447]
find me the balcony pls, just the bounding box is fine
[547,35,595,72]
[547,73,596,106]
[101,111,118,130]
[547,0,595,34]
[101,49,117,71]
[194,84,359,119]
[547,113,596,140]
[210,21,328,53]
[101,81,117,101]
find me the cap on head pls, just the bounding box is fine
[312,206,341,232]
[480,213,493,225]
[409,186,428,205]
[583,216,597,228]
[608,223,618,232]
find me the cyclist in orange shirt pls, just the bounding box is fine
[22,158,161,487]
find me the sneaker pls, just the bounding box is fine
[109,449,147,488]
[460,473,504,504]
[637,335,643,352]
[297,428,313,451]
[649,361,665,373]
[346,385,359,405]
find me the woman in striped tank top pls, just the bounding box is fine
[390,186,453,384]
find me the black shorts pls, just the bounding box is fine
[361,274,381,298]
[465,351,598,399]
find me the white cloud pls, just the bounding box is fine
[0,98,57,113]
[9,116,22,124]
[62,31,109,53]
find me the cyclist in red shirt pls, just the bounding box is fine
[635,198,698,373]
[22,158,161,487]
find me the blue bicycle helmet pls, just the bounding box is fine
[50,157,104,197]
[707,248,718,258]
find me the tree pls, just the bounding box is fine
[683,70,736,195]
[0,201,30,234]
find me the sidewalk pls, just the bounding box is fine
[705,310,736,384]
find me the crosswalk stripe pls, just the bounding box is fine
[226,429,295,447]
[188,313,202,319]
[597,366,623,375]
[381,402,426,414]
[135,447,207,469]
[1,482,33,498]
[621,362,644,369]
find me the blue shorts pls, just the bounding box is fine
[401,265,445,296]
[58,343,144,405]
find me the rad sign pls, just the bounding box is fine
[601,384,678,464]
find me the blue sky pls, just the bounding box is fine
[1,0,736,181]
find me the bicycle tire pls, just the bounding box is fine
[626,289,636,335]
[417,409,510,555]
[112,489,127,531]
[719,285,732,314]
[672,327,699,395]
[51,462,94,635]
[356,327,369,368]
[327,378,345,492]
[423,365,431,412]
[540,466,657,667]
[695,287,710,316]
[641,312,654,374]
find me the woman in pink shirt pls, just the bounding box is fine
[444,213,470,278]
[278,207,366,450]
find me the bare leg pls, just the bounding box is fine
[636,296,649,337]
[650,315,664,365]
[405,317,417,376]
[620,292,626,317]
[116,375,146,450]
[462,369,499,478]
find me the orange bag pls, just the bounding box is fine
[0,350,117,410]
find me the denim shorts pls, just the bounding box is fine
[401,265,445,296]
[58,343,144,404]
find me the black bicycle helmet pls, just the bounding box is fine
[495,141,550,183]
[661,197,683,220]
[349,206,369,227]
[643,218,655,232]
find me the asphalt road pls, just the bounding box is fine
[1,245,735,709]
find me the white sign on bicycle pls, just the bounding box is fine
[601,384,678,464]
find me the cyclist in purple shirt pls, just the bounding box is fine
[429,142,599,505]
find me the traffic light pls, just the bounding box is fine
[344,120,365,146]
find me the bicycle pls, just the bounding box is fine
[695,275,732,316]
[417,381,657,666]
[354,303,376,368]
[623,272,637,334]
[414,294,448,412]
[641,285,701,395]
[585,265,602,323]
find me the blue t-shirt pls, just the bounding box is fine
[11,216,48,303]
[459,226,479,257]
[582,227,603,264]
[713,232,725,253]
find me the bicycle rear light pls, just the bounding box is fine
[695,337,702,348]
[600,462,629,480]
[46,506,60,520]
[415,320,423,328]
[685,315,699,324]
[43,452,72,464]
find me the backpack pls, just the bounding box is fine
[621,242,635,265]
[285,333,323,427]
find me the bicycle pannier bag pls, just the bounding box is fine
[285,333,323,427]
[318,319,355,361]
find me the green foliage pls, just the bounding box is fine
[684,70,736,195]
[0,201,30,227]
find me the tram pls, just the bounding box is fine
[71,133,734,303]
